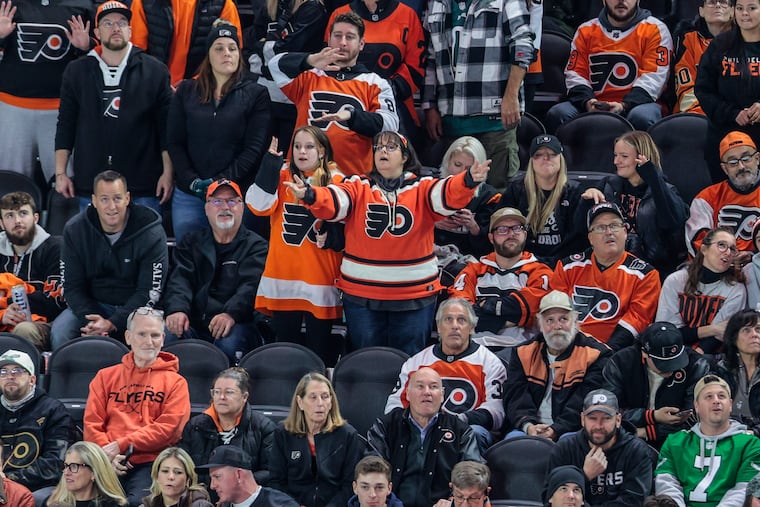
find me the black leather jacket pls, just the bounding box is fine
[179,405,276,484]
[367,408,482,507]
[269,424,364,507]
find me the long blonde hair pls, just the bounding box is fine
[525,154,568,235]
[147,447,210,500]
[283,373,346,436]
[47,442,127,506]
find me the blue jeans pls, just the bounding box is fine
[79,196,161,215]
[342,299,435,355]
[171,189,208,244]
[544,100,662,132]
[51,304,118,350]
[163,321,261,364]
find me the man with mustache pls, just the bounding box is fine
[544,0,672,133]
[54,0,173,214]
[163,179,268,362]
[686,131,760,265]
[547,389,653,506]
[503,290,612,441]
[0,192,64,350]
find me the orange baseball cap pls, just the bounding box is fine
[206,179,242,199]
[96,1,131,27]
[720,131,757,160]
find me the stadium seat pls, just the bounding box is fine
[517,113,546,171]
[0,332,43,375]
[532,30,572,117]
[45,336,129,429]
[648,112,711,203]
[45,188,80,236]
[0,171,44,216]
[332,346,409,436]
[163,339,230,416]
[484,436,555,501]
[238,343,325,420]
[556,112,634,173]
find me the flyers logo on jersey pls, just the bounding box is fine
[308,92,364,129]
[16,23,71,62]
[281,202,318,246]
[589,52,638,92]
[442,377,479,413]
[717,205,760,240]
[366,203,413,238]
[572,286,620,322]
[103,89,122,118]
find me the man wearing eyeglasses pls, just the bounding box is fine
[0,349,70,505]
[550,201,661,351]
[54,0,173,214]
[51,170,168,349]
[433,461,491,507]
[84,306,190,507]
[163,179,268,363]
[686,131,760,264]
[655,374,760,507]
[447,207,553,347]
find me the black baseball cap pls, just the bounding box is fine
[640,322,688,372]
[196,445,252,469]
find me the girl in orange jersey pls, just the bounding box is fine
[246,126,345,363]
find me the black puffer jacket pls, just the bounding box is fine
[140,488,213,507]
[603,345,710,449]
[179,405,276,484]
[597,161,689,275]
[269,424,364,507]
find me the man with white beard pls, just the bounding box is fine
[503,290,612,441]
[162,179,268,362]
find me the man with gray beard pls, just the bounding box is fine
[162,179,268,362]
[503,290,612,441]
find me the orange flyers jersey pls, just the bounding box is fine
[306,170,476,301]
[686,181,760,256]
[248,164,344,319]
[269,54,399,177]
[448,251,552,328]
[674,30,710,114]
[551,250,661,342]
[565,15,672,103]
[527,0,543,76]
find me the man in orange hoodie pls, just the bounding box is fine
[83,306,190,507]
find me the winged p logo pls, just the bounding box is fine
[282,202,318,246]
[572,286,620,322]
[17,23,71,62]
[308,92,364,129]
[365,203,413,238]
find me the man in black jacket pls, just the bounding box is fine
[548,389,653,506]
[603,321,710,449]
[54,0,173,213]
[368,367,482,507]
[163,179,268,362]
[0,191,65,350]
[50,170,168,349]
[0,349,71,504]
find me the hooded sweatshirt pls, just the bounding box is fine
[83,351,190,464]
[655,420,760,507]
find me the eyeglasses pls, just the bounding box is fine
[722,153,757,168]
[373,143,400,152]
[491,224,526,235]
[99,20,129,29]
[589,222,625,234]
[532,151,560,160]
[705,240,738,254]
[210,389,242,398]
[207,198,242,208]
[704,0,730,6]
[452,494,486,505]
[0,367,27,378]
[130,307,164,318]
[63,462,91,473]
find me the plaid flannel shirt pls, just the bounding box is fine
[422,0,534,117]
